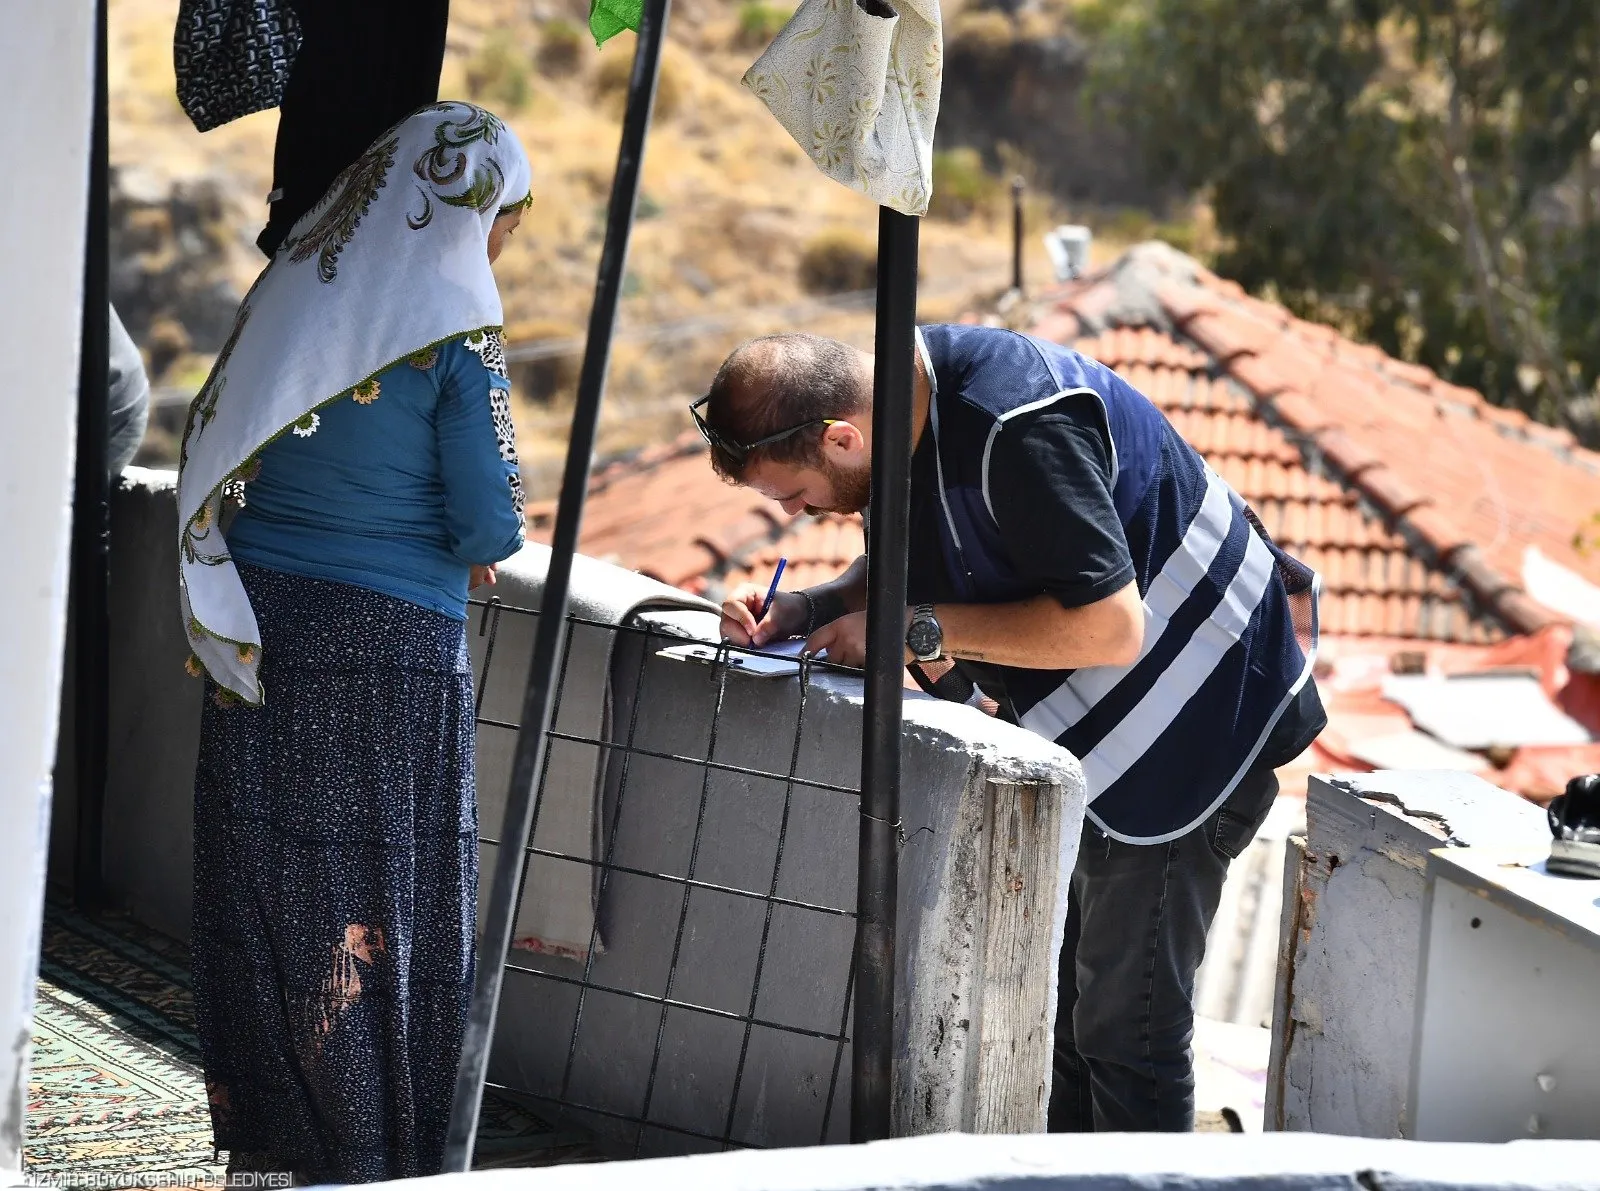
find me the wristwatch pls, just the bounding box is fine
[906,603,944,663]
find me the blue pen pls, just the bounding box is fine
[757,557,788,624]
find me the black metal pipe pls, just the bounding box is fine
[72,0,110,914]
[440,0,671,1170]
[1011,176,1025,294]
[851,206,919,1142]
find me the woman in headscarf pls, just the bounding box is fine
[176,101,532,1183]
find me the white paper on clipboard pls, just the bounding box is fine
[656,638,821,678]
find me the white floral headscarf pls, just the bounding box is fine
[177,101,532,705]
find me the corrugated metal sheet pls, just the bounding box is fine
[1382,672,1592,749]
[1347,729,1485,772]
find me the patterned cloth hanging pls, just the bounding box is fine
[174,0,303,133]
[743,0,942,217]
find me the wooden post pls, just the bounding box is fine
[970,777,1062,1132]
[1265,832,1310,1132]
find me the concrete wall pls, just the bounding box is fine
[68,472,1088,1155]
[1267,773,1552,1137]
[0,2,97,1174]
[51,470,202,934]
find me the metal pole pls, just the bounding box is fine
[852,206,919,1142]
[1011,176,1025,294]
[72,0,110,915]
[440,0,671,1170]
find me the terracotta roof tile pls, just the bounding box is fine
[1031,310,1081,345]
[1019,249,1531,643]
[1055,252,1600,635]
[1398,504,1470,559]
[1356,468,1430,520]
[1185,308,1276,362]
[1381,358,1438,390]
[527,432,794,592]
[1153,278,1216,325]
[1228,352,1294,398]
[722,514,866,594]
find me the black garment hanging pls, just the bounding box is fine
[175,0,303,133]
[256,0,451,257]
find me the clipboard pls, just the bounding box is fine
[656,638,824,679]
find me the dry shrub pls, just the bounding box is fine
[466,32,532,112]
[503,317,585,403]
[145,317,192,381]
[798,227,877,295]
[595,43,684,120]
[538,19,587,77]
[949,9,1016,62]
[734,1,793,48]
[929,147,997,221]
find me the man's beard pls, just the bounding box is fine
[808,457,871,516]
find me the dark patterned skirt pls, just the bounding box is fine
[192,562,478,1184]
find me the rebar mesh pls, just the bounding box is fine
[467,597,863,1158]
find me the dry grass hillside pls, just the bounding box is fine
[111,0,1117,494]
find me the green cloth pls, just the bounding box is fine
[590,0,642,45]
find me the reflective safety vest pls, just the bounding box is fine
[917,324,1319,843]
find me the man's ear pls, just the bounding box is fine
[822,418,866,455]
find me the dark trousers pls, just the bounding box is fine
[1046,765,1280,1132]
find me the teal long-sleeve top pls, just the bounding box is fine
[226,337,526,621]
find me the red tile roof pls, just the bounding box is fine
[722,514,865,596]
[524,432,798,596]
[1067,324,1502,643]
[541,243,1579,643]
[1034,242,1600,638]
[524,243,1600,802]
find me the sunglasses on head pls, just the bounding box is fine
[689,395,841,462]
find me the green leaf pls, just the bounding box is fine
[590,0,642,45]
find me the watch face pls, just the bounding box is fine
[907,617,941,659]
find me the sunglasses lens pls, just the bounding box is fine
[690,403,743,459]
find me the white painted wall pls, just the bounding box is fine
[1268,772,1552,1137]
[0,0,97,1172]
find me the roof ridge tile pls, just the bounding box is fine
[1355,467,1431,520]
[1312,428,1383,478]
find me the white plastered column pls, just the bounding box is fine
[0,0,97,1172]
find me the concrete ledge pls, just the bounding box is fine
[373,1132,1600,1191]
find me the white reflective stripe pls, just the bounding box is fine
[919,329,965,555]
[1019,469,1235,740]
[1087,568,1323,845]
[1079,521,1276,798]
[978,388,1107,523]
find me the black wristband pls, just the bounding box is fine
[796,590,818,637]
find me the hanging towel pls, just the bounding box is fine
[742,0,943,217]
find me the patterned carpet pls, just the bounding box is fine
[27,901,594,1180]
